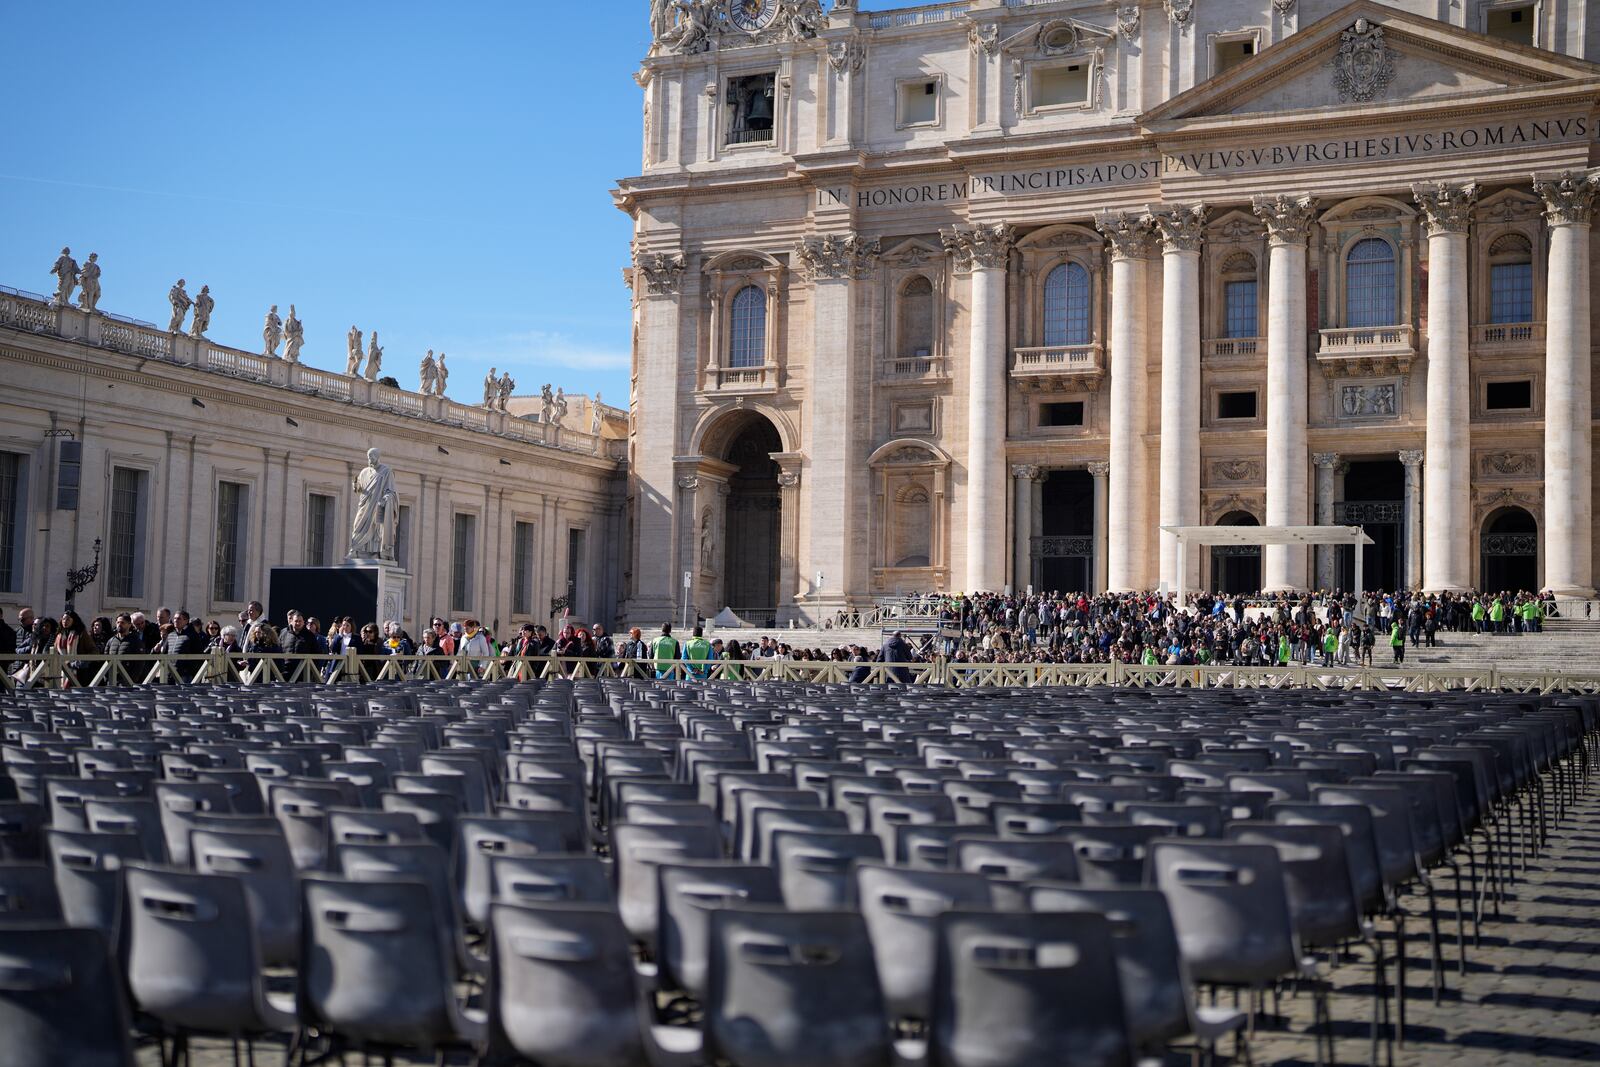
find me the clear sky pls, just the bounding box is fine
[0,2,658,408]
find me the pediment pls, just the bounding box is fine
[1144,0,1600,125]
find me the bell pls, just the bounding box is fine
[745,89,773,128]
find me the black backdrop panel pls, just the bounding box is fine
[268,567,378,628]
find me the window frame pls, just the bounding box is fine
[304,490,337,568]
[212,480,251,607]
[728,284,768,369]
[1343,236,1400,329]
[1024,57,1095,116]
[512,518,536,618]
[894,75,944,130]
[0,450,27,596]
[723,70,778,150]
[1042,261,1093,347]
[1208,28,1264,78]
[105,464,151,601]
[1215,390,1260,422]
[451,511,478,614]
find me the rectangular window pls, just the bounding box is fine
[451,513,476,613]
[107,466,149,599]
[898,80,939,126]
[513,521,535,616]
[305,493,335,567]
[0,452,25,593]
[55,440,81,511]
[1031,64,1088,110]
[1040,402,1085,427]
[395,505,412,572]
[1214,38,1256,75]
[1217,391,1259,420]
[1485,379,1533,411]
[213,481,248,603]
[566,528,586,619]
[1485,5,1534,44]
[725,73,776,146]
[1489,261,1533,324]
[1224,279,1258,339]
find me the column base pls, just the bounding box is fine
[1543,586,1597,599]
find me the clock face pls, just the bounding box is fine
[730,0,779,32]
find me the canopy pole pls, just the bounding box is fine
[1176,536,1187,613]
[1355,533,1365,603]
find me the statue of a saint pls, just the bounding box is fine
[348,447,399,560]
[190,285,214,338]
[167,279,191,333]
[419,349,438,394]
[283,305,304,363]
[364,332,383,382]
[591,391,603,436]
[262,305,283,357]
[540,383,554,423]
[435,352,449,396]
[483,367,498,409]
[346,326,363,376]
[76,253,100,312]
[554,387,569,427]
[497,371,515,412]
[50,247,79,306]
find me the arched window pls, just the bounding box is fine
[1220,253,1258,339]
[729,285,766,368]
[1042,262,1091,346]
[1345,238,1397,328]
[898,276,935,360]
[1488,234,1534,325]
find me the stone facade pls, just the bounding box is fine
[618,0,1600,621]
[0,295,627,631]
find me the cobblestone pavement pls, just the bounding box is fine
[144,782,1600,1067]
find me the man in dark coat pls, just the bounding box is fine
[880,630,914,684]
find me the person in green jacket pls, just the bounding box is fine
[1490,597,1506,634]
[1321,627,1338,668]
[651,623,681,678]
[681,625,714,679]
[1390,620,1405,664]
[1472,599,1487,633]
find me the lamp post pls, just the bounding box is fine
[65,538,102,612]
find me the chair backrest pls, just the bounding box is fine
[378,790,460,852]
[930,909,1133,1067]
[46,828,145,938]
[121,864,265,1035]
[771,831,884,910]
[856,862,995,1023]
[82,798,167,865]
[1311,783,1420,890]
[707,907,889,1067]
[1124,803,1224,839]
[1064,825,1162,887]
[953,837,1079,883]
[1267,800,1385,913]
[1149,839,1300,989]
[1223,821,1360,949]
[734,789,821,860]
[0,925,136,1067]
[894,822,970,869]
[0,862,63,926]
[658,861,783,999]
[491,854,614,908]
[753,807,851,864]
[457,815,571,927]
[488,902,648,1067]
[1026,883,1191,1050]
[611,821,724,947]
[189,827,301,967]
[865,793,955,858]
[989,801,1081,839]
[0,801,46,861]
[327,807,425,847]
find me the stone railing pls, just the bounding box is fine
[0,288,619,461]
[1010,343,1105,391]
[1203,337,1260,359]
[885,355,941,379]
[1472,321,1545,349]
[867,2,970,29]
[1315,324,1416,377]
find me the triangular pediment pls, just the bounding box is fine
[1144,0,1600,126]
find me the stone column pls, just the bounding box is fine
[627,252,686,621]
[1095,212,1154,592]
[1412,181,1477,591]
[1148,203,1206,594]
[1012,464,1040,591]
[942,223,1016,592]
[1088,461,1110,593]
[1252,194,1317,592]
[1399,449,1425,590]
[796,234,879,611]
[1535,170,1599,595]
[1313,452,1340,590]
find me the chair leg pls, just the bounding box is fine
[1446,859,1466,977]
[1393,911,1407,1048]
[1421,879,1444,1001]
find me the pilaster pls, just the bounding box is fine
[1095,211,1154,592]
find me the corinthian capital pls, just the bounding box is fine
[940,223,1016,272]
[1094,211,1155,260]
[1251,194,1317,246]
[794,234,881,280]
[1534,169,1600,228]
[1411,181,1478,236]
[1145,203,1207,253]
[635,252,687,295]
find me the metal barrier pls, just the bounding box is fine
[7,651,1600,694]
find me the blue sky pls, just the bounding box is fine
[0,2,659,406]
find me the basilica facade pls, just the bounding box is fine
[617,0,1600,623]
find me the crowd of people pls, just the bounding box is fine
[0,586,1568,686]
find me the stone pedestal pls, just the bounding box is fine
[268,560,412,631]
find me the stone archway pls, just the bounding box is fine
[718,415,783,625]
[1480,506,1538,593]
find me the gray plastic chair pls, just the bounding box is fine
[0,925,136,1067]
[267,781,344,872]
[491,854,614,907]
[0,862,63,926]
[752,807,851,864]
[658,861,783,999]
[296,875,485,1058]
[953,837,1079,883]
[82,797,167,864]
[771,830,884,910]
[612,821,724,949]
[707,907,889,1067]
[189,827,300,967]
[864,792,955,859]
[0,801,45,860]
[154,782,235,867]
[122,864,295,1062]
[855,862,995,1023]
[1065,825,1163,886]
[335,839,482,980]
[46,828,145,939]
[379,790,460,852]
[929,909,1133,1067]
[457,815,570,928]
[327,807,425,847]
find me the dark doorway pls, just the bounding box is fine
[722,418,781,625]
[1038,469,1094,594]
[1480,507,1539,593]
[1335,459,1404,592]
[1210,511,1262,595]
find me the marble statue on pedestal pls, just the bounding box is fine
[77,253,101,313]
[497,370,514,412]
[554,387,568,426]
[167,279,191,333]
[346,326,363,376]
[262,305,282,357]
[483,367,498,408]
[435,352,449,396]
[419,349,438,394]
[364,332,383,382]
[190,285,214,338]
[591,392,603,436]
[283,305,304,362]
[50,248,79,306]
[540,383,554,423]
[348,447,399,560]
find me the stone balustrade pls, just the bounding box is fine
[1010,343,1106,392]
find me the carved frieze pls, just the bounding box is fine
[1338,383,1398,418]
[969,22,999,57]
[1332,18,1395,103]
[1164,0,1194,34]
[1116,5,1140,42]
[827,36,866,74]
[1478,450,1542,479]
[1211,459,1263,485]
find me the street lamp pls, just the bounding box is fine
[65,538,102,612]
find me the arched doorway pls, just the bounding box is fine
[1480,507,1538,593]
[721,417,782,625]
[1211,511,1261,595]
[1038,470,1094,594]
[1335,459,1404,591]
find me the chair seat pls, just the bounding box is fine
[1191,1005,1247,1042]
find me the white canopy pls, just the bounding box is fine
[1161,525,1377,605]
